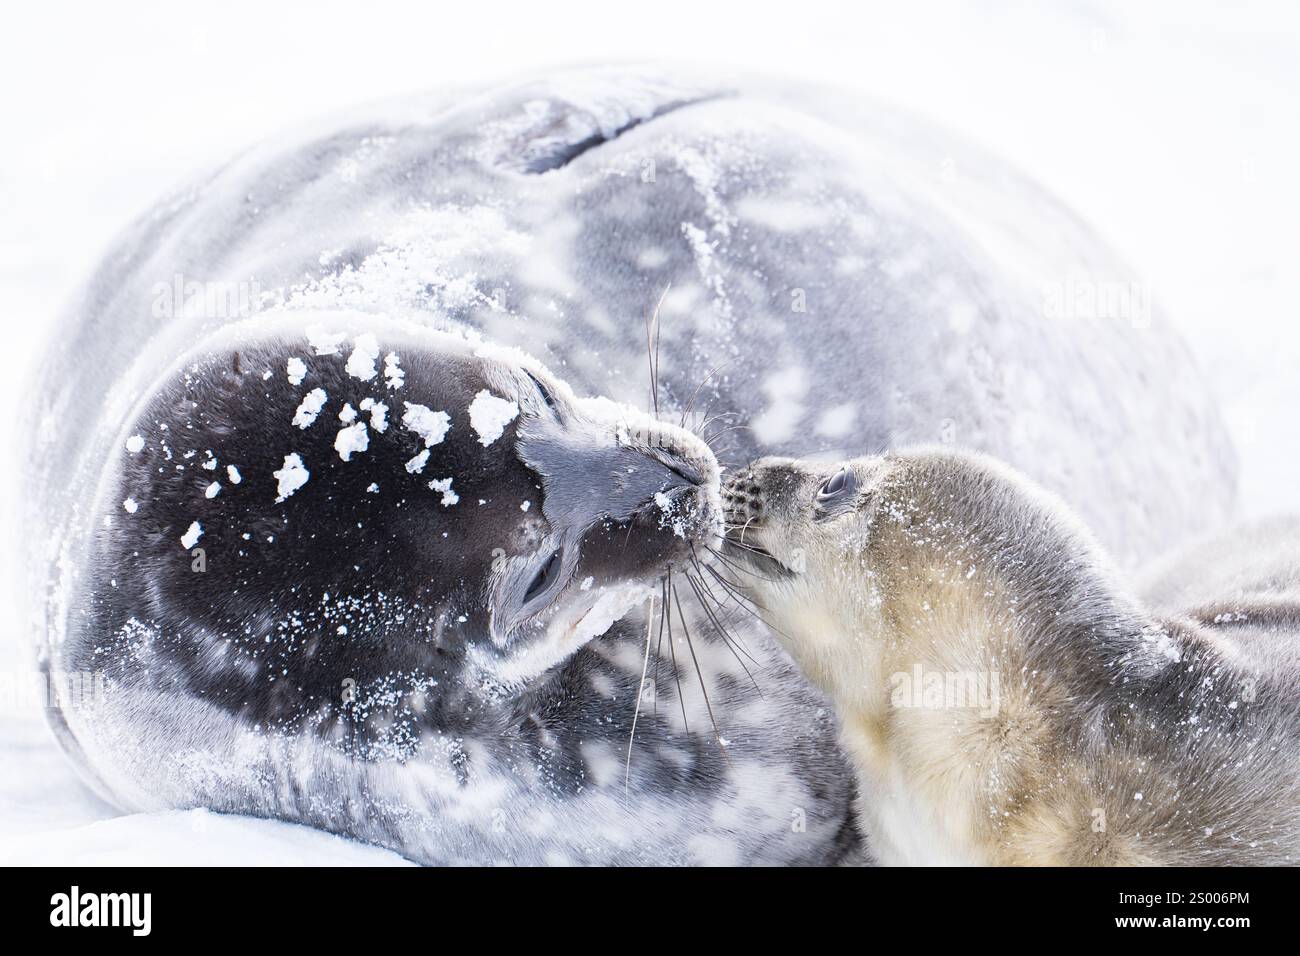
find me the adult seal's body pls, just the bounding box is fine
[723,451,1299,865]
[26,67,1234,864]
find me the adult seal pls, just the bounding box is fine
[25,67,1234,864]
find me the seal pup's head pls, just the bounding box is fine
[718,449,1117,696]
[95,312,721,743]
[718,454,892,693]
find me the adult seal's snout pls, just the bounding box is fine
[518,401,722,551]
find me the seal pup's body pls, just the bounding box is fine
[724,450,1300,865]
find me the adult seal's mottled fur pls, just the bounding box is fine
[26,67,1234,864]
[723,451,1298,865]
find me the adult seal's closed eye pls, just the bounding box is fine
[723,451,1300,865]
[25,66,1234,864]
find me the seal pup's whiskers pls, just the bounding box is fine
[701,556,753,595]
[712,536,771,562]
[714,536,769,559]
[702,561,796,642]
[706,541,784,584]
[736,514,761,549]
[703,563,764,616]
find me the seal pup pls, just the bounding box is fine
[722,450,1300,865]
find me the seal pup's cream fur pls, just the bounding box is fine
[724,448,1300,865]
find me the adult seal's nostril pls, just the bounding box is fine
[645,448,704,489]
[627,453,697,506]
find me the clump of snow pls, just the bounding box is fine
[384,352,404,390]
[468,389,518,446]
[227,465,241,484]
[428,477,459,506]
[306,327,345,356]
[520,500,531,512]
[286,357,307,385]
[123,498,138,514]
[338,403,357,424]
[205,482,221,499]
[402,403,450,446]
[405,449,429,474]
[359,398,388,432]
[652,489,694,539]
[125,435,144,453]
[573,581,656,643]
[292,388,327,429]
[345,333,380,381]
[1150,630,1182,663]
[180,521,203,549]
[273,453,309,502]
[334,422,369,461]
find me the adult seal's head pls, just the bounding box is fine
[47,302,861,866]
[81,311,720,742]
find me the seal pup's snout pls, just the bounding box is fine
[722,456,810,533]
[721,457,816,577]
[722,466,766,530]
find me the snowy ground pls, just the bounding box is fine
[1,0,1296,864]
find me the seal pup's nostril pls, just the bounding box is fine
[722,469,763,531]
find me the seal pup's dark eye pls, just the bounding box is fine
[523,370,557,412]
[524,548,564,604]
[816,467,855,503]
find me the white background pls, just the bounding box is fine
[0,0,1295,859]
